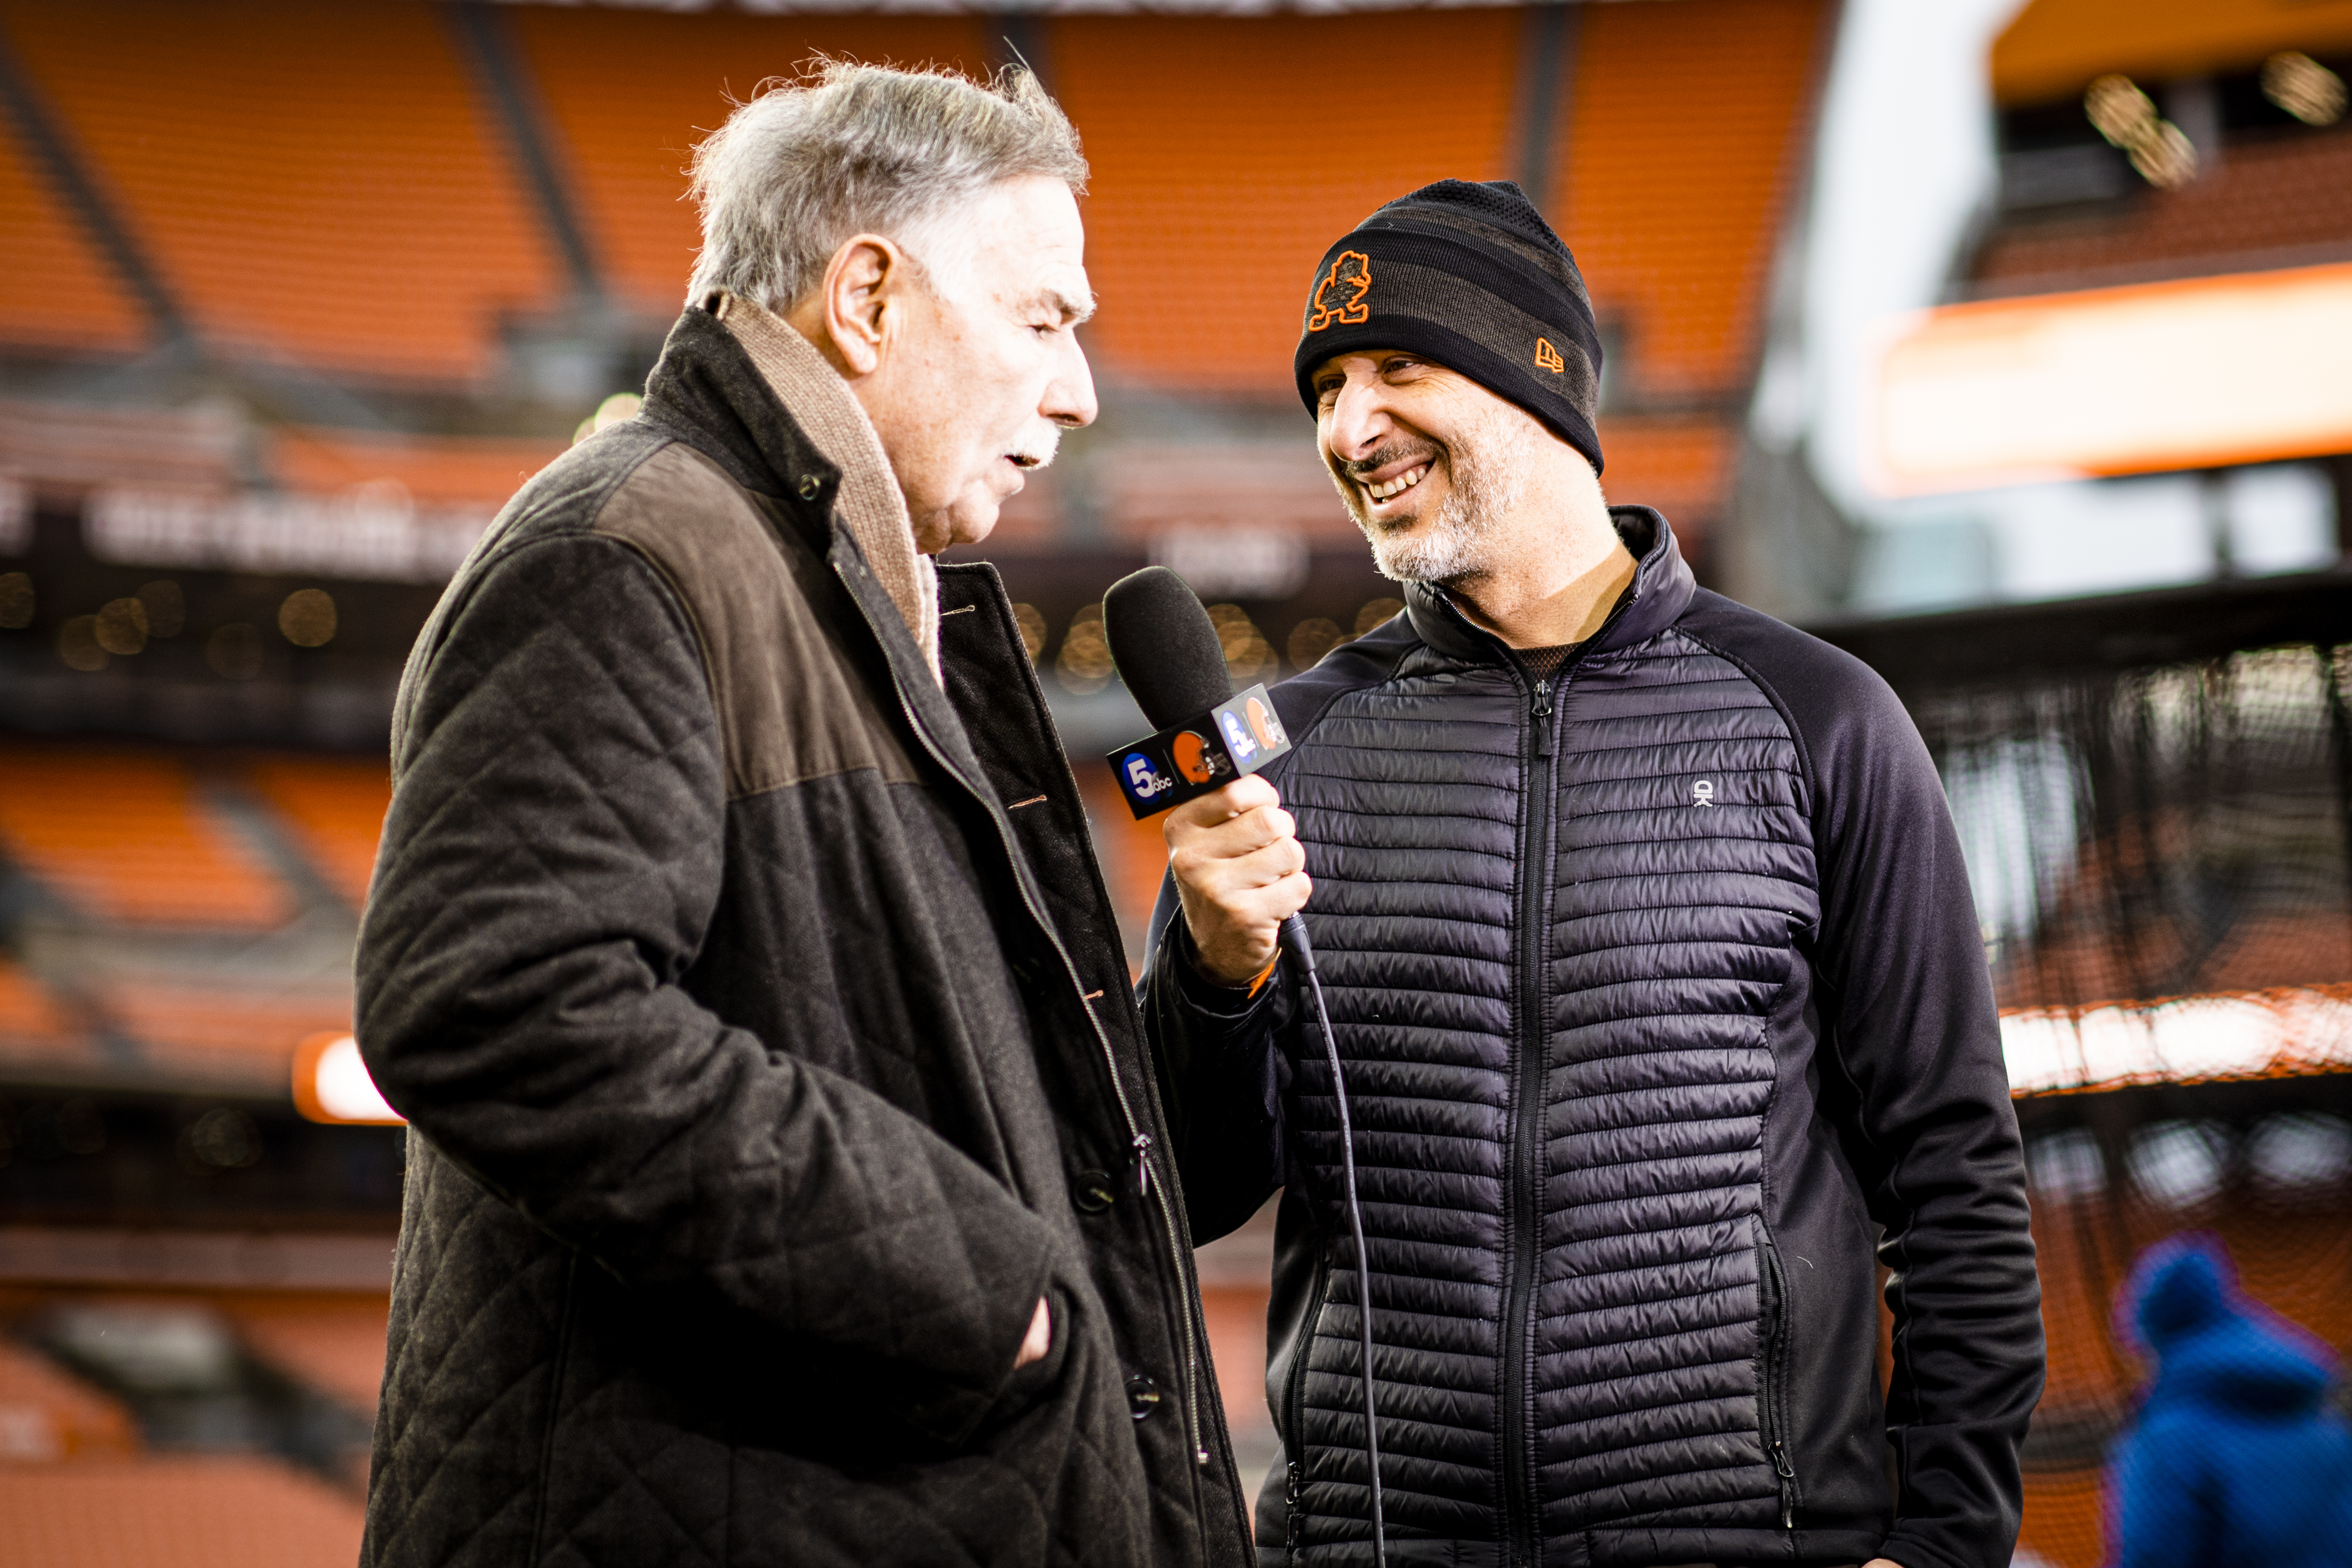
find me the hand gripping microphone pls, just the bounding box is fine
[1100,567,1386,1566]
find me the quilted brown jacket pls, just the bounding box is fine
[354,304,1255,1568]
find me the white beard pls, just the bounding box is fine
[1344,403,1543,587]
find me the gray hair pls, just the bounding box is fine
[687,60,1087,311]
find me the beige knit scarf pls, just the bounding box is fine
[713,292,941,682]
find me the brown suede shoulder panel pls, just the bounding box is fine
[590,441,917,798]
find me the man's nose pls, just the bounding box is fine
[1046,337,1098,429]
[1323,374,1390,459]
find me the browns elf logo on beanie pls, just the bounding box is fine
[1307,251,1373,331]
[1294,178,1605,475]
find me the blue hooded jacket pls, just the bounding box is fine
[2107,1236,2352,1567]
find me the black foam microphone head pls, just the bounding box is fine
[1103,566,1233,731]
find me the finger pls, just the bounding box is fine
[1172,835,1302,899]
[1162,777,1279,839]
[1211,868,1312,928]
[1171,803,1297,861]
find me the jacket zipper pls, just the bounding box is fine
[1757,1234,1801,1529]
[861,574,1208,1470]
[1501,673,1558,1568]
[1285,1246,1335,1554]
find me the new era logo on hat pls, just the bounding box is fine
[1535,338,1565,374]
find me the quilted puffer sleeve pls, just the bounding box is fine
[1139,873,1291,1246]
[357,530,1058,1444]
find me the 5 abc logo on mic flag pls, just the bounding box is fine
[1107,685,1293,820]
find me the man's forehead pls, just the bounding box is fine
[965,183,1094,317]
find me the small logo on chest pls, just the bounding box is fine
[1692,779,1715,807]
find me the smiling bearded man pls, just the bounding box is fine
[1138,179,2045,1568]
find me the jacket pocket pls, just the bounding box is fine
[1756,1232,1802,1529]
[1282,1247,1335,1557]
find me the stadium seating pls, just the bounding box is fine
[0,1335,139,1461]
[225,1293,388,1416]
[0,114,145,356]
[1591,416,1737,538]
[0,960,102,1080]
[92,983,349,1093]
[1975,132,2352,294]
[0,0,557,382]
[270,429,565,511]
[0,399,244,495]
[1556,0,1828,402]
[244,758,391,911]
[0,749,291,928]
[507,6,990,318]
[1053,10,1522,395]
[0,1453,362,1566]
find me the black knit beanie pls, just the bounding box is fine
[1293,178,1604,475]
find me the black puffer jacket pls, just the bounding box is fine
[1144,512,2042,1568]
[357,305,1253,1567]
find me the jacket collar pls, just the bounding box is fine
[637,302,979,761]
[638,301,844,519]
[707,292,941,679]
[1403,506,1695,667]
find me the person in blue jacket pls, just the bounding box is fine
[2107,1233,2352,1567]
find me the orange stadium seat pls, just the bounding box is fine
[0,1453,362,1567]
[93,984,349,1092]
[1555,0,1828,403]
[0,117,146,355]
[2018,1467,2105,1568]
[271,428,566,510]
[0,1336,140,1462]
[1052,11,1521,397]
[1594,415,1737,536]
[0,0,558,382]
[226,1294,389,1416]
[245,757,391,911]
[509,8,990,315]
[0,959,103,1080]
[0,750,291,928]
[0,959,71,1047]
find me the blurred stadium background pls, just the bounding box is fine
[1,0,2348,1563]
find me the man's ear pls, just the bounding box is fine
[797,234,905,379]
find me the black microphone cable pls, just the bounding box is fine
[1278,912,1385,1567]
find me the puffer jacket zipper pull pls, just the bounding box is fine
[1771,1439,1797,1528]
[1531,678,1556,757]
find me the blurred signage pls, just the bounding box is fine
[292,1031,405,1126]
[1876,260,2352,492]
[86,483,492,583]
[1151,524,1309,599]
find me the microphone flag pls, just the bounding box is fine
[1106,683,1293,819]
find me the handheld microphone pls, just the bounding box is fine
[1099,566,1386,1566]
[1100,568,1293,821]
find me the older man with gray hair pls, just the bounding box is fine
[355,63,1254,1568]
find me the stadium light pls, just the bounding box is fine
[2000,987,2352,1096]
[292,1031,405,1125]
[1874,261,2352,493]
